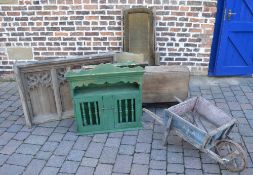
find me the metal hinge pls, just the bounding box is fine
[224,8,227,21]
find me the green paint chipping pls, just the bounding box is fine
[65,63,144,134]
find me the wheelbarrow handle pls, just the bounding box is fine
[142,108,164,125]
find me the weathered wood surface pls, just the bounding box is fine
[142,66,190,103]
[114,52,145,64]
[123,8,160,66]
[14,53,114,127]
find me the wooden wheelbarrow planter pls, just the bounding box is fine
[143,96,247,172]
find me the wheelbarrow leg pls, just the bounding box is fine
[163,115,172,146]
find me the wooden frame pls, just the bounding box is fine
[123,7,159,65]
[14,53,114,127]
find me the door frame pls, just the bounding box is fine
[208,0,226,76]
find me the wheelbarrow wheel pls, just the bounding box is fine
[215,139,247,172]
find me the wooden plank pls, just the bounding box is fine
[13,65,32,127]
[51,68,62,119]
[142,66,190,103]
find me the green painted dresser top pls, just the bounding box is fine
[65,63,144,89]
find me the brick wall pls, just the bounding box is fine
[0,0,217,74]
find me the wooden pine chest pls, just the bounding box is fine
[142,66,190,103]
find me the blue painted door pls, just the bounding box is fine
[210,0,253,76]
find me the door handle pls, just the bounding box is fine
[228,10,236,20]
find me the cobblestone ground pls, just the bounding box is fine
[1,76,253,175]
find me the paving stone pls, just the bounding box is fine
[240,168,253,175]
[0,120,14,128]
[167,152,183,163]
[63,132,78,141]
[76,166,94,175]
[7,153,33,166]
[73,136,92,150]
[154,124,164,133]
[244,110,253,120]
[54,141,74,156]
[109,132,123,138]
[94,164,113,175]
[121,135,137,145]
[149,169,166,175]
[221,169,240,175]
[58,119,73,127]
[23,159,46,175]
[130,164,149,175]
[0,139,22,155]
[38,121,59,128]
[85,142,103,158]
[124,130,139,135]
[133,153,150,164]
[118,144,135,155]
[35,151,52,160]
[48,132,64,142]
[167,144,183,153]
[153,133,163,140]
[40,166,59,175]
[151,149,166,161]
[16,143,41,155]
[67,149,84,161]
[41,141,59,152]
[184,148,200,157]
[184,157,202,169]
[93,134,108,143]
[59,161,79,174]
[202,164,220,174]
[46,155,66,167]
[0,164,25,175]
[13,131,30,141]
[20,126,34,133]
[0,128,6,136]
[167,135,182,146]
[54,126,69,134]
[81,157,98,167]
[2,80,253,175]
[100,146,118,164]
[185,169,203,175]
[32,127,54,136]
[0,154,9,166]
[200,153,217,164]
[105,137,121,147]
[135,142,151,153]
[152,139,166,150]
[24,135,47,145]
[167,163,184,173]
[7,124,23,133]
[0,132,15,145]
[137,130,153,143]
[113,155,133,173]
[239,124,253,136]
[150,160,166,170]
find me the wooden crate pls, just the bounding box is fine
[142,66,190,103]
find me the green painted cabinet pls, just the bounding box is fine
[65,64,144,134]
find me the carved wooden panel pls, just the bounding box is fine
[14,53,114,127]
[57,68,73,116]
[25,71,57,123]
